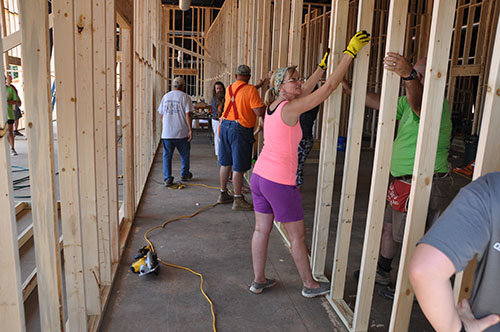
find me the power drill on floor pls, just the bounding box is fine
[130,245,160,276]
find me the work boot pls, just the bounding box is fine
[232,195,253,211]
[217,190,233,204]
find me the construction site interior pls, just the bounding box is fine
[1,0,499,331]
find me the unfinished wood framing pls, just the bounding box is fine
[2,1,499,331]
[330,0,375,303]
[93,0,112,287]
[390,1,456,330]
[19,0,64,330]
[288,0,303,65]
[311,0,349,281]
[351,1,409,330]
[0,34,25,332]
[52,0,88,328]
[106,0,119,271]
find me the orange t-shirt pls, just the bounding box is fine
[221,80,264,128]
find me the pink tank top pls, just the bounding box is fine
[253,101,302,185]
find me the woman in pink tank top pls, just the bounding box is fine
[248,31,371,297]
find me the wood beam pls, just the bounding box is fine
[115,0,132,26]
[2,29,21,52]
[19,1,64,330]
[330,0,375,302]
[52,0,88,328]
[120,26,135,236]
[278,0,291,67]
[74,0,102,315]
[0,31,25,332]
[311,0,349,281]
[93,0,112,287]
[288,0,303,65]
[352,0,409,330]
[106,0,119,269]
[389,1,456,330]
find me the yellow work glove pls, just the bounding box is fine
[344,30,371,58]
[318,48,330,70]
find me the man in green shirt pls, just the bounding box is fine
[344,54,454,291]
[5,75,20,155]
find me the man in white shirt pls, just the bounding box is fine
[158,77,193,186]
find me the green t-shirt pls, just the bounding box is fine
[390,96,451,177]
[6,85,19,120]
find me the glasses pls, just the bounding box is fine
[283,77,305,84]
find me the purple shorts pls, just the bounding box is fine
[250,173,304,222]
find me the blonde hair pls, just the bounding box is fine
[263,66,297,106]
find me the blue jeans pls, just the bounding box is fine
[162,138,190,181]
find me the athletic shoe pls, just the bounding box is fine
[14,130,24,137]
[232,195,253,211]
[164,177,174,186]
[249,278,277,294]
[181,171,193,181]
[217,190,233,204]
[10,148,17,156]
[302,282,330,298]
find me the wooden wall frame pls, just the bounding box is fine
[0,31,25,332]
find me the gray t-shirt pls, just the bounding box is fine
[158,90,193,139]
[420,172,500,331]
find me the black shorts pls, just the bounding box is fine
[7,119,14,125]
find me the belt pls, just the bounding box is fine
[395,172,449,182]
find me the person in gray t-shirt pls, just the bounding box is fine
[409,172,500,332]
[158,77,194,185]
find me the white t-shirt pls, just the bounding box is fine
[158,90,193,139]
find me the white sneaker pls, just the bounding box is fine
[10,148,17,156]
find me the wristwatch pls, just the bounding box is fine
[402,69,418,81]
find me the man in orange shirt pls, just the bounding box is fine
[217,64,266,210]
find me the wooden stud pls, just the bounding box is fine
[303,6,312,75]
[0,0,10,68]
[120,25,135,235]
[74,0,102,315]
[271,0,282,70]
[0,34,25,332]
[352,0,409,330]
[19,1,64,330]
[93,0,112,287]
[2,29,22,52]
[106,0,119,271]
[52,0,88,328]
[288,0,303,66]
[389,1,456,330]
[311,0,349,281]
[330,0,375,302]
[278,0,291,67]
